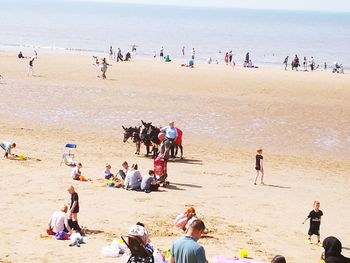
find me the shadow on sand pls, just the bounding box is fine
[174,158,203,165]
[262,184,291,189]
[171,182,203,189]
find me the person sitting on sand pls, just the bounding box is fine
[170,218,208,263]
[117,161,129,180]
[128,222,151,246]
[124,164,142,190]
[47,204,71,235]
[104,163,114,180]
[125,52,131,61]
[0,141,16,159]
[322,236,350,263]
[174,207,197,231]
[18,51,25,59]
[271,255,286,263]
[141,170,159,193]
[71,162,83,180]
[67,185,82,234]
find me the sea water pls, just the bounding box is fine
[0,0,349,67]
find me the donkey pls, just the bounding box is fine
[140,120,161,158]
[122,126,142,155]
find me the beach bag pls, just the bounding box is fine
[55,231,70,240]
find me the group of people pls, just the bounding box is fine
[109,46,131,62]
[47,185,82,238]
[284,55,319,71]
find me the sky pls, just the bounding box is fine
[78,0,350,12]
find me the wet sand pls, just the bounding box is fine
[0,52,349,262]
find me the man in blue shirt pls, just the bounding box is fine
[161,121,178,159]
[170,219,208,263]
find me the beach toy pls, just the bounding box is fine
[18,153,27,160]
[118,238,124,244]
[240,249,248,258]
[164,248,171,259]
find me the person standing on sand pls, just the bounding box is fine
[228,51,233,65]
[160,46,164,60]
[245,52,250,63]
[67,185,82,233]
[254,147,264,185]
[109,46,113,60]
[302,201,323,246]
[283,56,289,70]
[303,56,308,71]
[170,219,208,263]
[224,52,229,65]
[27,57,35,76]
[100,58,110,79]
[161,121,178,159]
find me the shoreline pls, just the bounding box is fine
[1,45,348,71]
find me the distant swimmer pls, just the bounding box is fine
[181,46,185,56]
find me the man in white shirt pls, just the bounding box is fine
[47,204,71,235]
[124,164,142,190]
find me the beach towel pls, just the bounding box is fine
[212,256,265,263]
[55,231,70,240]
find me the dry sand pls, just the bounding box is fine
[0,52,349,263]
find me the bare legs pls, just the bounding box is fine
[254,169,264,185]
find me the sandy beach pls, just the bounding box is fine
[0,52,349,263]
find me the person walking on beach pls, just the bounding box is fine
[254,147,264,185]
[224,52,229,65]
[117,48,123,62]
[310,57,315,71]
[303,56,308,71]
[283,56,289,70]
[181,46,185,56]
[160,46,164,60]
[67,185,82,233]
[109,46,113,60]
[302,201,323,246]
[0,141,16,158]
[170,218,208,263]
[191,48,195,60]
[27,57,35,76]
[100,58,110,79]
[228,51,233,64]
